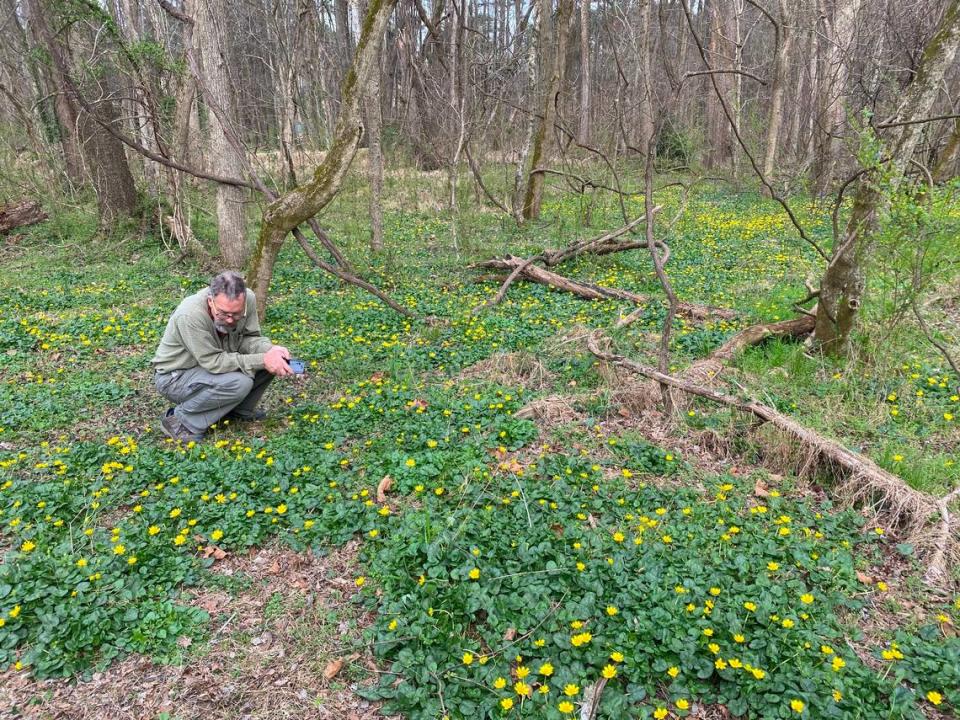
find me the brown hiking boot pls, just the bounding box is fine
[161,408,205,442]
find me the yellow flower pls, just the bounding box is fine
[147,525,160,536]
[831,657,845,671]
[612,531,625,543]
[790,699,805,713]
[654,709,668,720]
[388,619,398,631]
[610,651,624,662]
[743,602,757,612]
[76,558,87,567]
[563,684,579,696]
[493,677,507,689]
[20,540,36,553]
[733,634,745,643]
[926,691,943,705]
[113,544,126,555]
[767,562,779,571]
[601,664,617,679]
[558,701,574,714]
[9,605,21,619]
[516,665,530,679]
[173,535,186,546]
[169,508,181,518]
[833,689,843,702]
[571,632,592,647]
[667,666,680,678]
[800,593,814,605]
[355,576,366,587]
[514,681,531,697]
[606,605,619,616]
[500,697,513,710]
[539,662,554,676]
[405,458,416,467]
[210,529,224,541]
[462,652,474,665]
[676,699,690,710]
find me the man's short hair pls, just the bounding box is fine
[209,271,246,299]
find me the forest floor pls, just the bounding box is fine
[1,177,959,719]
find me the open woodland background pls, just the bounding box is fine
[1,0,960,719]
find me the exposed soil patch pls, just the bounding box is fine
[1,542,394,720]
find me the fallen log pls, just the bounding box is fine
[540,208,663,267]
[474,255,733,321]
[586,331,952,584]
[0,199,46,234]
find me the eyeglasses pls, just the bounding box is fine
[209,296,245,321]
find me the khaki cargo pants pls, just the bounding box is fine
[155,367,273,433]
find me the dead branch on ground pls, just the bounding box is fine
[0,199,47,234]
[586,330,954,585]
[473,255,732,321]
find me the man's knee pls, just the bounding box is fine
[219,372,254,400]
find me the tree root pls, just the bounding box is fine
[586,330,955,587]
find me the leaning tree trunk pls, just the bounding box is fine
[246,0,399,319]
[522,0,573,221]
[813,0,960,354]
[195,0,250,268]
[933,118,960,182]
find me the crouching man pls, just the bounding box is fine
[151,271,294,441]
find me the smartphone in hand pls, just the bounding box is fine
[287,358,306,374]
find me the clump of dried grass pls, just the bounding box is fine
[458,351,553,391]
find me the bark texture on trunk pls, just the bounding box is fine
[196,0,250,268]
[762,0,794,181]
[246,0,399,318]
[812,0,861,195]
[704,1,736,169]
[577,0,590,144]
[522,0,573,221]
[814,0,960,354]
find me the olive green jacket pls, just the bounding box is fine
[151,289,273,376]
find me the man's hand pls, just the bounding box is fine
[264,345,293,376]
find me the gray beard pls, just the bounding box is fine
[214,322,233,334]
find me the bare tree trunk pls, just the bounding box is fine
[21,0,84,185]
[811,0,862,195]
[814,0,960,354]
[933,118,960,182]
[247,0,399,318]
[195,0,250,268]
[704,0,736,169]
[762,0,794,182]
[577,0,590,144]
[637,0,655,153]
[361,0,385,251]
[46,7,139,227]
[522,0,573,220]
[512,0,540,221]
